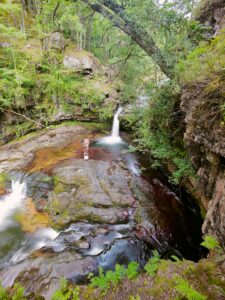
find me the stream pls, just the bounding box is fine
[0,108,204,298]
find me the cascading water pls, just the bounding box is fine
[0,179,59,265]
[0,180,26,231]
[111,106,123,137]
[99,107,124,144]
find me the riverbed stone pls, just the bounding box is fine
[79,241,90,249]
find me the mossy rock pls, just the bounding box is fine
[0,173,10,189]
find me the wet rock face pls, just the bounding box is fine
[0,125,87,173]
[202,175,225,248]
[181,83,225,246]
[47,159,136,225]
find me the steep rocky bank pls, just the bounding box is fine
[173,2,225,248]
[180,81,225,247]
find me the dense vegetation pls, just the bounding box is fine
[0,0,224,174]
[0,0,213,183]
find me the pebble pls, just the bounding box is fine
[79,241,90,249]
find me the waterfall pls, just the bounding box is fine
[112,107,123,137]
[0,180,26,231]
[99,107,124,144]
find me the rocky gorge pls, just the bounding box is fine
[0,122,204,298]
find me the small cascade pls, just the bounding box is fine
[10,228,59,264]
[99,107,124,144]
[0,180,26,231]
[0,178,59,264]
[112,106,123,137]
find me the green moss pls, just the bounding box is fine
[177,29,225,85]
[53,176,66,194]
[48,199,62,215]
[0,173,10,189]
[54,182,66,194]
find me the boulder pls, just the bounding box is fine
[63,50,101,75]
[49,32,65,50]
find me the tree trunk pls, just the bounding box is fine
[80,0,174,79]
[85,12,94,51]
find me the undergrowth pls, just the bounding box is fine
[131,81,195,184]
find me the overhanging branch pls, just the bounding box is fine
[80,0,174,78]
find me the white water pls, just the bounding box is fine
[10,228,59,264]
[99,107,124,144]
[0,180,26,231]
[112,107,123,137]
[0,180,59,264]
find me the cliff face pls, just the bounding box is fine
[181,83,225,247]
[180,0,225,247]
[195,0,225,36]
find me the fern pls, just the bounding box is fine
[0,283,9,300]
[144,250,160,277]
[90,262,138,291]
[115,264,127,278]
[171,255,182,262]
[130,295,141,300]
[126,262,139,279]
[105,270,120,286]
[51,278,80,300]
[174,277,206,300]
[90,267,109,291]
[12,284,26,300]
[201,235,222,253]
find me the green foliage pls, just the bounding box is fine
[130,295,141,300]
[126,262,139,279]
[0,283,8,300]
[174,277,207,300]
[144,250,160,277]
[90,267,111,291]
[171,255,182,262]
[177,29,225,84]
[135,81,194,184]
[90,262,139,291]
[201,235,223,253]
[0,283,26,300]
[51,278,80,300]
[12,284,26,300]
